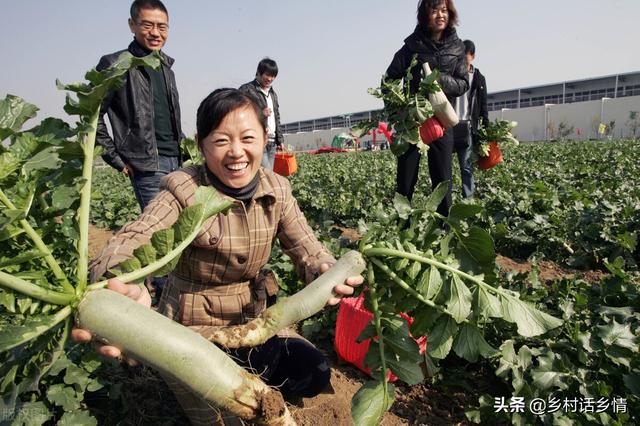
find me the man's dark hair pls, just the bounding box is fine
[416,0,459,31]
[463,40,475,55]
[130,0,168,21]
[256,58,278,77]
[196,89,267,144]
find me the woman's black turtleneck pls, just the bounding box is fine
[205,167,260,205]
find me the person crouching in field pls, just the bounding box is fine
[73,88,363,425]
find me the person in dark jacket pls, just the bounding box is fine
[386,0,469,216]
[239,58,284,171]
[96,0,184,212]
[453,39,489,198]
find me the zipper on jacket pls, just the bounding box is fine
[141,66,160,172]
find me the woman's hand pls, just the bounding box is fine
[320,263,364,306]
[71,279,151,365]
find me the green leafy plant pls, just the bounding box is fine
[352,55,440,157]
[0,53,170,422]
[90,167,139,230]
[180,136,204,166]
[341,187,563,425]
[557,120,574,140]
[468,258,639,425]
[477,119,519,157]
[626,111,640,139]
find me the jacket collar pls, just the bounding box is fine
[252,79,273,95]
[254,169,276,200]
[128,39,175,67]
[404,25,459,53]
[469,66,480,92]
[200,166,276,203]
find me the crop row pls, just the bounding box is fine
[289,140,640,269]
[89,139,639,269]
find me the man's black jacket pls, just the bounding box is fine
[468,66,490,144]
[238,80,284,147]
[96,41,183,173]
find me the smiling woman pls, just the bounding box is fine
[197,89,267,189]
[78,88,364,425]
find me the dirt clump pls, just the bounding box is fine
[496,254,608,283]
[88,224,114,259]
[260,389,288,422]
[291,368,406,426]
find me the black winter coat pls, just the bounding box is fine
[468,67,490,144]
[96,41,184,173]
[386,26,469,103]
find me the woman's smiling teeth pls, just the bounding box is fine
[226,162,249,171]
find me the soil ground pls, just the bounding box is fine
[87,225,606,425]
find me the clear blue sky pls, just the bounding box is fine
[1,0,639,135]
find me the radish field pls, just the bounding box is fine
[290,140,640,270]
[2,129,639,425]
[95,139,640,270]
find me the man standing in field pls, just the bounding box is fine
[453,39,489,198]
[239,58,284,170]
[96,0,183,300]
[96,0,183,211]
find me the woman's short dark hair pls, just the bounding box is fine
[130,0,168,20]
[196,89,267,145]
[256,58,278,77]
[416,0,458,31]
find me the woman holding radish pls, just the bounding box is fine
[73,88,363,425]
[386,0,469,216]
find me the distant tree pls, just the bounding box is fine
[627,111,640,139]
[591,115,601,139]
[547,120,557,141]
[557,121,574,140]
[607,120,616,139]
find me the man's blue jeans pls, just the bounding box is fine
[129,155,179,298]
[261,142,277,170]
[130,155,180,211]
[457,144,475,198]
[453,121,475,199]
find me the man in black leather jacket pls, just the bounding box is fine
[96,0,183,211]
[453,39,489,199]
[386,0,469,217]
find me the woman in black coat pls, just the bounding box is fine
[386,0,469,216]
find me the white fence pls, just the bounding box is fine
[490,95,640,141]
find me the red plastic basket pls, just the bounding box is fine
[478,141,503,170]
[273,152,297,176]
[335,294,427,381]
[419,117,445,145]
